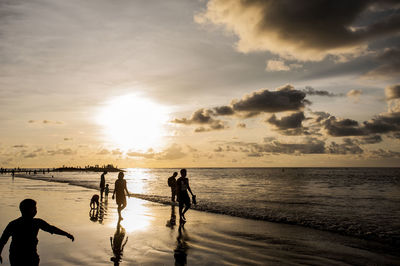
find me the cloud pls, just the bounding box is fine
[173,108,226,132]
[97,149,110,155]
[303,87,343,97]
[369,149,400,158]
[28,120,63,125]
[24,153,37,158]
[323,116,366,136]
[327,138,363,154]
[347,89,362,102]
[265,59,302,72]
[127,144,187,160]
[196,0,400,61]
[267,112,306,132]
[363,48,400,79]
[47,148,76,156]
[64,138,73,141]
[213,106,235,116]
[385,84,400,100]
[112,149,123,155]
[231,84,307,113]
[359,135,382,144]
[237,122,246,128]
[363,112,400,133]
[13,144,27,148]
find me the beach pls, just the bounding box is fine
[0,175,399,265]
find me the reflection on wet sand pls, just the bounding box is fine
[110,219,128,266]
[89,199,108,224]
[89,207,98,222]
[166,205,176,229]
[174,224,189,266]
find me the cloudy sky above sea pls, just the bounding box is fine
[1,0,400,167]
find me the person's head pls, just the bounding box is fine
[180,169,187,177]
[118,171,124,180]
[106,184,109,187]
[173,172,178,177]
[19,198,37,218]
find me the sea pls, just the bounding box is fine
[12,167,400,247]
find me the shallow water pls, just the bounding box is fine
[8,167,400,246]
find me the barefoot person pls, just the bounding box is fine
[0,199,74,265]
[176,169,195,223]
[112,172,130,219]
[100,171,107,200]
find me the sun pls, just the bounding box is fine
[97,94,169,151]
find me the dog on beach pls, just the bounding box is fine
[90,194,100,209]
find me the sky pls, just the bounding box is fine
[1,0,400,168]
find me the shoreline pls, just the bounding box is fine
[0,175,399,265]
[12,173,400,248]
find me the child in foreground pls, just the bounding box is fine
[0,199,74,265]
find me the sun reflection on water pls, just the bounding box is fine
[109,197,152,233]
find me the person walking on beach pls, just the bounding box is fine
[112,172,130,220]
[0,199,74,266]
[100,171,107,200]
[168,172,178,202]
[176,169,195,223]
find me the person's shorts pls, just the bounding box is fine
[10,252,39,266]
[178,192,191,208]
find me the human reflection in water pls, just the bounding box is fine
[166,205,176,229]
[98,199,108,224]
[110,220,128,266]
[174,224,189,266]
[89,207,98,222]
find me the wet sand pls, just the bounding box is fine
[0,176,399,265]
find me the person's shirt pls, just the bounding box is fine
[0,217,56,255]
[100,174,106,188]
[114,179,127,196]
[176,177,189,193]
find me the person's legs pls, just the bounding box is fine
[171,188,176,202]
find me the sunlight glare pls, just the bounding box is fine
[97,95,169,151]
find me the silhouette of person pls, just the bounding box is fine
[98,200,108,224]
[0,199,74,265]
[90,194,100,209]
[174,224,189,266]
[112,172,130,220]
[105,184,110,200]
[100,171,107,200]
[176,169,195,223]
[166,205,176,229]
[110,220,128,266]
[168,172,178,202]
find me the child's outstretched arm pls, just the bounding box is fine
[38,219,74,241]
[0,224,12,263]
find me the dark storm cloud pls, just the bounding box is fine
[231,85,307,113]
[364,48,400,79]
[303,87,343,97]
[197,0,400,61]
[267,112,306,130]
[385,84,400,100]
